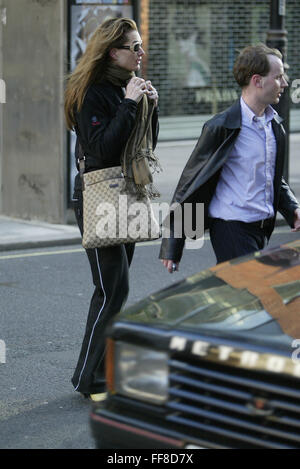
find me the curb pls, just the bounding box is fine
[0,218,288,253]
[0,236,82,253]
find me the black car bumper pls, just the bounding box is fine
[90,397,217,450]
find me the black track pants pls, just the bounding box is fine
[72,194,135,394]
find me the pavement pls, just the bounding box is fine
[0,215,81,251]
[1,133,300,252]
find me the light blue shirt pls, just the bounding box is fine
[209,97,277,222]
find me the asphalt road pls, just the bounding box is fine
[0,225,299,449]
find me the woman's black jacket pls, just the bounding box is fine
[73,80,159,195]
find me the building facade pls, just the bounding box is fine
[0,0,299,223]
[146,0,300,117]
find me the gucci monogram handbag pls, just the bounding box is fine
[78,145,160,249]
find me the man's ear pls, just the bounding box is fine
[252,74,263,88]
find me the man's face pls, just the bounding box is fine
[260,54,288,105]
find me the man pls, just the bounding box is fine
[160,44,300,272]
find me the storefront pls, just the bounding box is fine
[146,0,300,117]
[1,0,300,222]
[67,0,300,203]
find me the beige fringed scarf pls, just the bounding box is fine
[103,64,162,199]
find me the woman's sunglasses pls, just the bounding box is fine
[118,43,143,53]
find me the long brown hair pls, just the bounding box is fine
[64,17,137,130]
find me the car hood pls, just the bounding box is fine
[119,240,300,352]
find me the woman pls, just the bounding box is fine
[64,18,159,401]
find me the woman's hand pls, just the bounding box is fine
[145,80,159,107]
[125,77,147,103]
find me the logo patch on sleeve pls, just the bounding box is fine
[91,116,101,126]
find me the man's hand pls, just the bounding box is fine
[161,259,179,274]
[292,208,300,232]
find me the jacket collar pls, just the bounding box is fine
[223,98,283,129]
[223,99,242,129]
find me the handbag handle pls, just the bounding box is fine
[78,143,86,182]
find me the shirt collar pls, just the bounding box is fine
[240,97,277,125]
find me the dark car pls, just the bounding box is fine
[90,240,300,449]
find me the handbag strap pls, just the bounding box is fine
[78,142,86,185]
[75,126,86,190]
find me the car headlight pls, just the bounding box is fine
[113,341,169,404]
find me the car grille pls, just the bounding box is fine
[166,358,300,449]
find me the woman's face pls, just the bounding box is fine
[111,30,145,72]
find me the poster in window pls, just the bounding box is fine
[167,4,211,88]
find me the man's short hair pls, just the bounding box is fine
[233,44,282,88]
